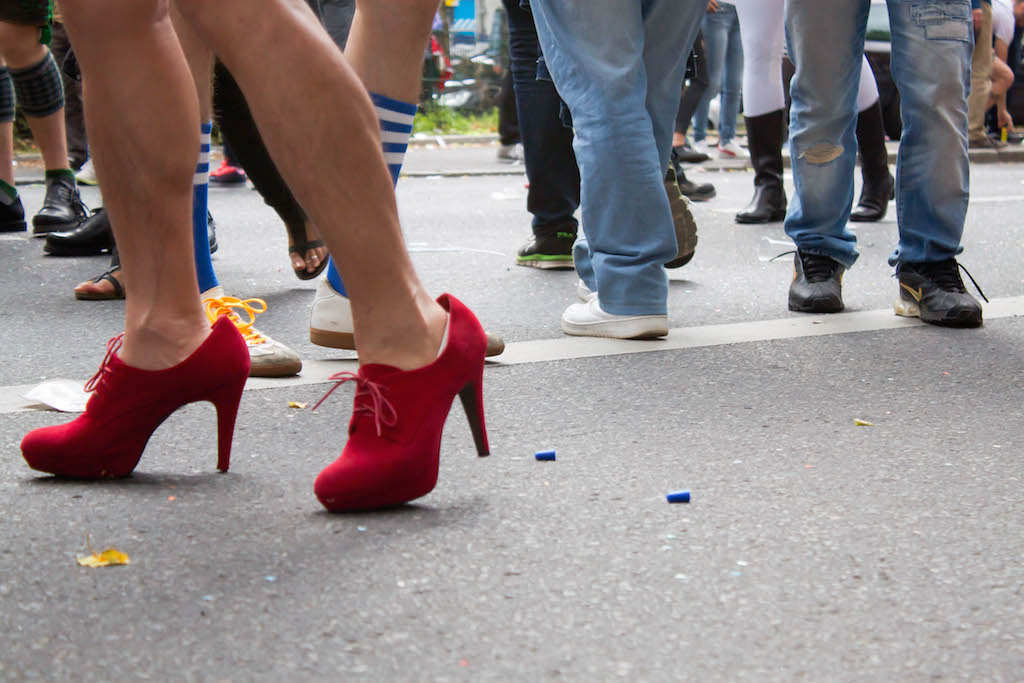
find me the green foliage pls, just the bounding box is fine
[413,105,498,136]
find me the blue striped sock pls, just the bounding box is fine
[325,92,417,296]
[194,122,218,294]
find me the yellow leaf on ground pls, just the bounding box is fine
[77,548,131,568]
[288,401,308,409]
[854,419,873,427]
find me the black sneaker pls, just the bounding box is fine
[515,231,575,269]
[0,196,25,232]
[789,250,845,313]
[894,259,986,328]
[32,175,89,236]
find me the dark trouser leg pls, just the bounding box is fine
[48,22,88,168]
[497,68,520,146]
[212,59,305,226]
[675,30,708,136]
[503,0,579,238]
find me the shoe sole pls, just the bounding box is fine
[561,318,668,340]
[310,327,356,350]
[788,298,844,314]
[682,190,716,202]
[44,244,112,257]
[735,212,786,225]
[311,327,506,357]
[75,290,123,301]
[894,299,982,328]
[515,258,574,270]
[249,359,303,378]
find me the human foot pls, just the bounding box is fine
[74,266,124,300]
[286,219,329,280]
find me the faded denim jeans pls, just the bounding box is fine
[528,0,705,315]
[784,0,972,268]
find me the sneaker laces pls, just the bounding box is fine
[312,371,397,437]
[84,333,124,393]
[204,297,269,346]
[905,260,989,303]
[799,252,841,283]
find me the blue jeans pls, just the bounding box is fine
[528,0,704,315]
[502,0,580,237]
[784,0,972,268]
[692,3,743,144]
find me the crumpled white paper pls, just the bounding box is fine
[21,379,89,413]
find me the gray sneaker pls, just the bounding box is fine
[204,296,302,377]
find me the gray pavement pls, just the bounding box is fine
[1,147,1022,681]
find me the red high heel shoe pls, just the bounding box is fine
[313,294,489,512]
[21,316,250,479]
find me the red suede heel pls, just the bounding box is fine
[314,294,489,512]
[21,316,250,479]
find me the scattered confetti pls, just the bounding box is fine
[458,660,470,667]
[356,526,367,532]
[288,401,308,409]
[264,576,276,582]
[168,496,176,502]
[666,490,690,504]
[535,449,556,461]
[854,419,873,426]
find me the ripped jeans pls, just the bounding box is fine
[784,0,972,268]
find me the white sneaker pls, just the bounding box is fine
[496,143,523,164]
[75,158,99,186]
[692,139,713,157]
[309,278,355,350]
[576,279,597,302]
[309,278,506,357]
[717,140,748,158]
[560,298,668,339]
[203,294,302,377]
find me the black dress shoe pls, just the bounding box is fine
[32,174,89,236]
[0,196,26,232]
[44,207,112,256]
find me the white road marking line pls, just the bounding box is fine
[2,296,1022,415]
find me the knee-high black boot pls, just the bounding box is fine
[850,99,895,222]
[736,110,787,224]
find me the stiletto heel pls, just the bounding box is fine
[21,317,250,479]
[211,379,247,472]
[458,375,489,457]
[314,294,489,512]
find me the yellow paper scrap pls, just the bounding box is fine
[77,548,131,568]
[288,401,308,409]
[854,419,873,427]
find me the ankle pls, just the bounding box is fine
[356,294,447,370]
[120,313,210,371]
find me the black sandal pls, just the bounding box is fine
[285,220,328,281]
[75,248,124,300]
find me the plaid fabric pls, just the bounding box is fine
[10,53,63,118]
[0,0,52,25]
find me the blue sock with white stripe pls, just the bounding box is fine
[193,122,218,294]
[325,92,417,296]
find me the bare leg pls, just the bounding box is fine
[345,0,440,101]
[0,119,13,187]
[176,0,443,370]
[0,23,71,171]
[61,0,208,370]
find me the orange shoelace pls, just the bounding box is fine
[204,297,268,346]
[313,371,397,437]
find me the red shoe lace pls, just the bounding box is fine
[313,371,397,437]
[84,333,124,393]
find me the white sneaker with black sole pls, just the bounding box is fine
[561,297,668,339]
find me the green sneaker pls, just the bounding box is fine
[515,231,576,269]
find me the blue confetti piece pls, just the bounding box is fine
[535,449,556,461]
[666,490,690,503]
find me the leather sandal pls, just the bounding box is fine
[286,219,328,281]
[75,266,124,300]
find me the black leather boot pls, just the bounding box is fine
[850,100,895,222]
[44,207,112,256]
[32,174,89,236]
[736,110,787,224]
